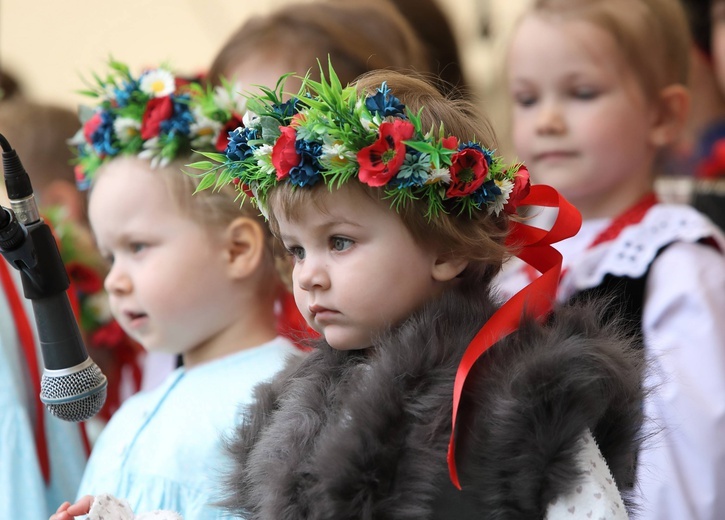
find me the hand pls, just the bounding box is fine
[50,496,94,520]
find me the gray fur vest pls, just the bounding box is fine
[222,285,644,519]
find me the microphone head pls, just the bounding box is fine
[40,359,108,422]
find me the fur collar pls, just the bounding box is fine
[222,285,643,519]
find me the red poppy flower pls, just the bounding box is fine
[140,96,173,139]
[66,261,104,294]
[215,114,243,152]
[272,126,300,180]
[357,119,415,187]
[83,112,103,144]
[446,148,488,197]
[503,166,531,214]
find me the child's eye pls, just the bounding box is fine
[513,92,537,107]
[571,87,598,100]
[129,242,147,254]
[286,246,306,261]
[330,237,353,252]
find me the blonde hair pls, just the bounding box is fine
[267,70,511,288]
[528,0,690,98]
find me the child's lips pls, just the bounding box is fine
[534,150,578,162]
[123,310,148,328]
[309,304,340,322]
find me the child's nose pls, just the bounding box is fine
[535,100,566,135]
[296,256,330,292]
[103,262,132,295]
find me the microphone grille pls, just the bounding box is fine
[40,362,108,422]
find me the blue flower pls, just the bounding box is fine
[160,95,194,138]
[273,98,300,120]
[365,82,406,118]
[390,151,430,188]
[225,127,259,161]
[289,138,323,187]
[470,179,501,207]
[113,80,139,108]
[91,111,119,156]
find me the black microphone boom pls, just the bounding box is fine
[0,132,107,422]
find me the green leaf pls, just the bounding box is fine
[186,161,216,170]
[194,172,218,193]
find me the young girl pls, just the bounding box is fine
[51,62,300,519]
[504,0,725,518]
[186,65,641,519]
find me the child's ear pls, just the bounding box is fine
[649,84,690,147]
[431,255,468,282]
[224,216,266,279]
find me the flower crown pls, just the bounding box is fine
[188,63,530,218]
[70,60,246,190]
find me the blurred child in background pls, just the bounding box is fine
[505,0,725,517]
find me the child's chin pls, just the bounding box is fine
[325,335,372,352]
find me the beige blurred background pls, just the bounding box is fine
[0,0,528,156]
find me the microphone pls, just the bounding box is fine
[0,132,107,422]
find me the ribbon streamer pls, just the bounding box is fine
[447,184,582,489]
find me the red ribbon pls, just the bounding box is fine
[0,259,50,482]
[447,184,582,489]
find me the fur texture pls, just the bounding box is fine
[222,284,644,519]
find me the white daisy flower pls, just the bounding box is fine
[321,141,352,163]
[488,178,514,216]
[138,137,166,168]
[425,167,451,185]
[139,69,175,98]
[113,117,141,144]
[190,107,222,147]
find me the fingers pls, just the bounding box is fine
[66,495,94,516]
[49,496,94,519]
[50,501,70,520]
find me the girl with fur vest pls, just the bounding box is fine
[58,65,644,519]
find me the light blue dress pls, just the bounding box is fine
[0,265,88,520]
[77,337,299,519]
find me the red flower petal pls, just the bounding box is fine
[140,96,173,140]
[357,120,414,187]
[272,126,300,180]
[446,148,488,197]
[503,166,531,214]
[215,114,243,152]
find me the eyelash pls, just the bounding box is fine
[285,236,354,261]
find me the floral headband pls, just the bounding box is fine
[70,60,245,190]
[188,64,530,219]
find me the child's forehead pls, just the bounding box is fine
[270,183,398,230]
[510,14,634,81]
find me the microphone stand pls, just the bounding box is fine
[0,132,106,421]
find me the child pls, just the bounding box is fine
[206,0,429,96]
[186,65,640,519]
[51,62,300,519]
[504,0,725,518]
